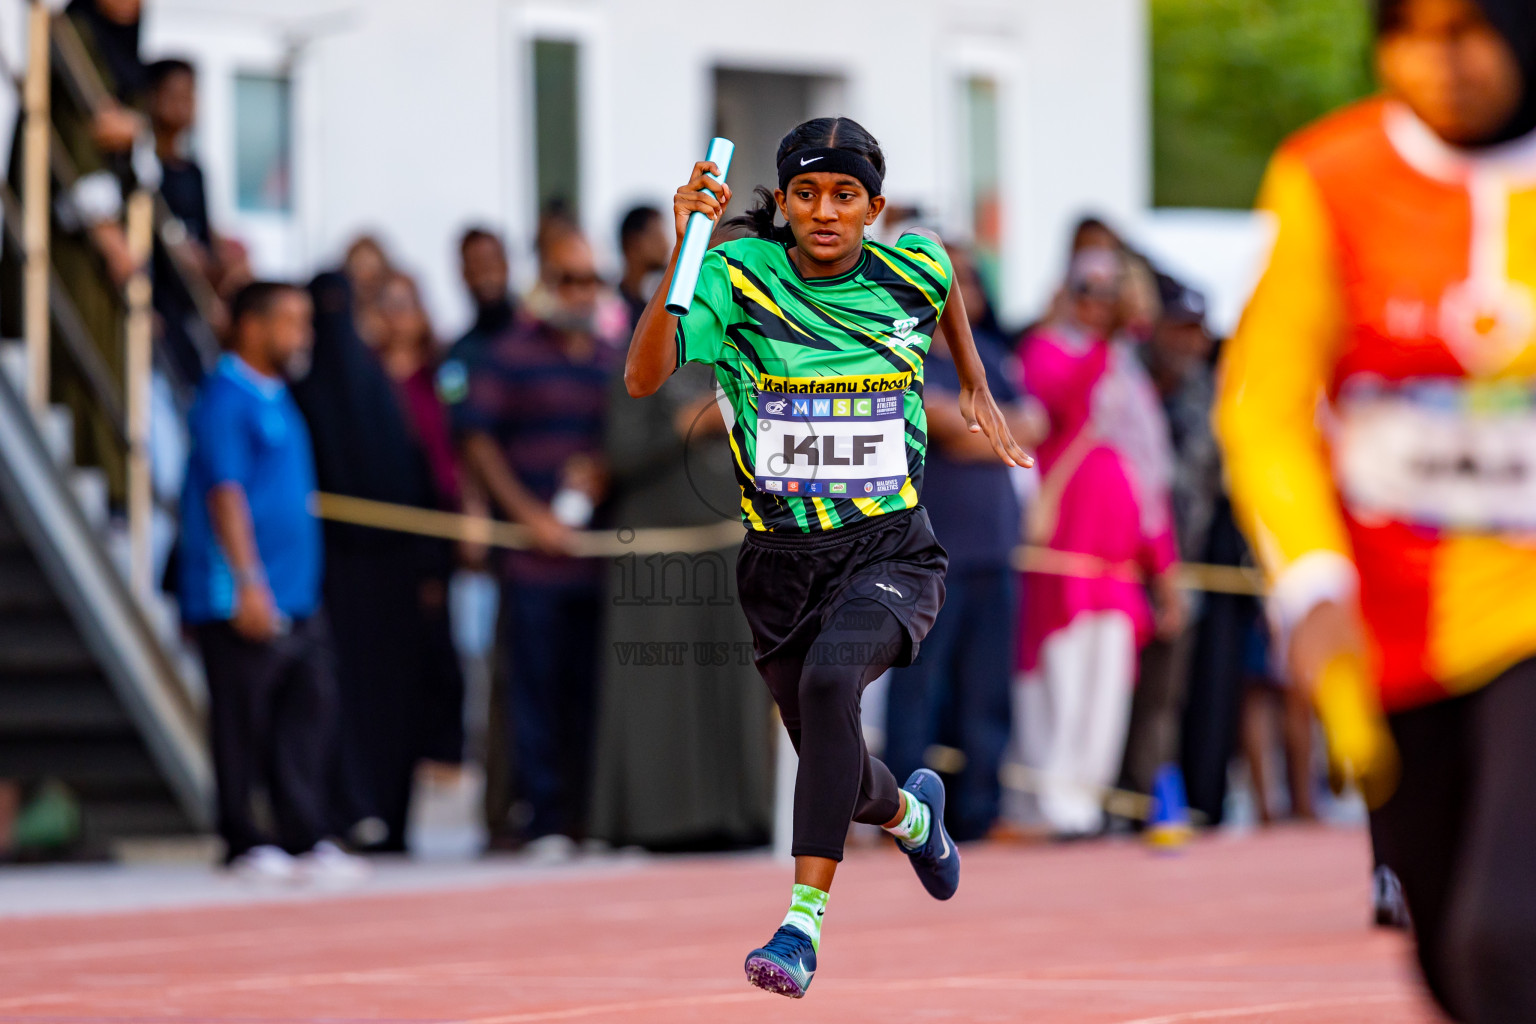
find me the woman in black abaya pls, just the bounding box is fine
[294,271,449,852]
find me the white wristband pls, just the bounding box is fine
[1267,550,1358,646]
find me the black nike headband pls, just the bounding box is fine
[777,147,884,199]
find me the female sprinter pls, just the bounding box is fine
[626,117,1031,999]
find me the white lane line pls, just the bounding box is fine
[450,981,1414,1024]
[450,991,766,1024]
[1113,992,1414,1024]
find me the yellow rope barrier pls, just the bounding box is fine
[316,492,1268,596]
[316,493,746,557]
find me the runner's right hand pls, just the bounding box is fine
[673,162,733,245]
[1289,600,1366,697]
[1290,600,1399,807]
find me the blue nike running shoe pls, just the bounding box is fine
[898,768,960,900]
[744,925,816,998]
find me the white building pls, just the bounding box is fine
[147,0,1154,333]
[5,0,1157,334]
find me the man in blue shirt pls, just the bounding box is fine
[180,281,358,880]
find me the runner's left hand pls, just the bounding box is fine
[959,385,1034,468]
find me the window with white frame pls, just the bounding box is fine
[234,72,292,214]
[532,38,580,223]
[961,75,1002,295]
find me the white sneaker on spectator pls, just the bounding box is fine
[521,833,578,864]
[348,816,389,849]
[298,840,371,885]
[229,845,299,883]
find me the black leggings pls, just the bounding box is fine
[763,599,906,861]
[1371,658,1536,1023]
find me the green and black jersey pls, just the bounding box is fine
[676,232,953,533]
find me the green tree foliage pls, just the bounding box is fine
[1153,0,1376,208]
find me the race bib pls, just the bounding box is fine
[1335,380,1536,532]
[753,388,909,499]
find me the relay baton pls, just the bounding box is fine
[1313,653,1400,809]
[665,137,735,316]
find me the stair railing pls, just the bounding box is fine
[2,0,213,830]
[21,0,48,416]
[13,1,222,604]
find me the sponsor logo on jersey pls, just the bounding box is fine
[779,434,885,467]
[891,317,920,340]
[758,372,913,394]
[875,581,904,598]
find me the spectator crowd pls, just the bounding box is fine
[0,0,1328,870]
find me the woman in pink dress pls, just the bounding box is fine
[1015,247,1185,836]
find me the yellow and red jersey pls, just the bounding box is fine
[1216,96,1536,712]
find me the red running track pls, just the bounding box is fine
[0,826,1444,1024]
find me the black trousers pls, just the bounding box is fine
[885,565,1016,841]
[1120,627,1195,800]
[738,508,947,861]
[197,615,338,861]
[502,580,603,841]
[1179,501,1259,824]
[1371,659,1536,1023]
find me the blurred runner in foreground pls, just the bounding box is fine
[1215,0,1536,1018]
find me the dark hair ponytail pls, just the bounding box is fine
[728,116,887,243]
[734,186,795,245]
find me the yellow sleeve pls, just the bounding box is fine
[1214,151,1354,583]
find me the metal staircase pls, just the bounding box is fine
[0,2,222,858]
[0,341,210,856]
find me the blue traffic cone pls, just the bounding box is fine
[1146,762,1193,851]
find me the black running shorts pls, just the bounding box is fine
[736,506,948,671]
